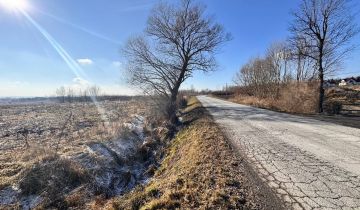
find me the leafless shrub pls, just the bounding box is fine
[55,86,66,103]
[234,56,280,98]
[275,82,318,113]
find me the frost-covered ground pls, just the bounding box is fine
[74,115,150,194]
[0,99,162,209]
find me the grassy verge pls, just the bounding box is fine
[105,97,282,210]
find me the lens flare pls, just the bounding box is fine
[38,10,121,45]
[0,0,28,11]
[20,10,109,123]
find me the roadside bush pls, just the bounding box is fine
[324,101,342,114]
[225,82,318,114]
[275,82,318,113]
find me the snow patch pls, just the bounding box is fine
[0,114,153,208]
[74,114,149,195]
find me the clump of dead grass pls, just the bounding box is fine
[0,145,55,192]
[18,154,90,208]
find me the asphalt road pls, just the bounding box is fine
[198,96,360,210]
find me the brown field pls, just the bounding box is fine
[0,100,147,150]
[0,99,153,208]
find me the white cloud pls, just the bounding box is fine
[77,58,93,65]
[66,79,138,95]
[69,77,91,90]
[72,77,90,86]
[63,77,92,91]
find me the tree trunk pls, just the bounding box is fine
[297,54,301,82]
[318,41,325,113]
[167,79,183,125]
[167,92,179,125]
[318,70,325,113]
[166,61,189,125]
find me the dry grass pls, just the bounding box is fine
[227,82,318,114]
[328,85,360,100]
[19,155,90,208]
[213,83,360,128]
[0,99,151,208]
[106,97,276,210]
[0,100,148,187]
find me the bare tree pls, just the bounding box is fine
[78,89,86,102]
[290,0,359,112]
[123,0,230,124]
[87,85,101,99]
[266,42,293,84]
[67,87,75,103]
[234,42,299,98]
[55,86,66,103]
[234,57,280,98]
[289,37,316,81]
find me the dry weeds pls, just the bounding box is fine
[106,97,282,210]
[227,82,318,114]
[213,83,360,128]
[0,99,152,208]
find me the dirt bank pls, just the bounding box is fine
[106,97,283,210]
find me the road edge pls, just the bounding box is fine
[197,96,287,210]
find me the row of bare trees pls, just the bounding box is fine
[233,42,316,98]
[234,0,359,112]
[55,85,101,103]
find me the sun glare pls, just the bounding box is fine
[0,0,28,11]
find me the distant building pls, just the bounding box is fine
[339,78,359,86]
[326,76,360,87]
[339,80,347,86]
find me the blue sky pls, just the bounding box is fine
[0,0,359,97]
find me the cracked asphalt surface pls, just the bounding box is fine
[198,96,360,210]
